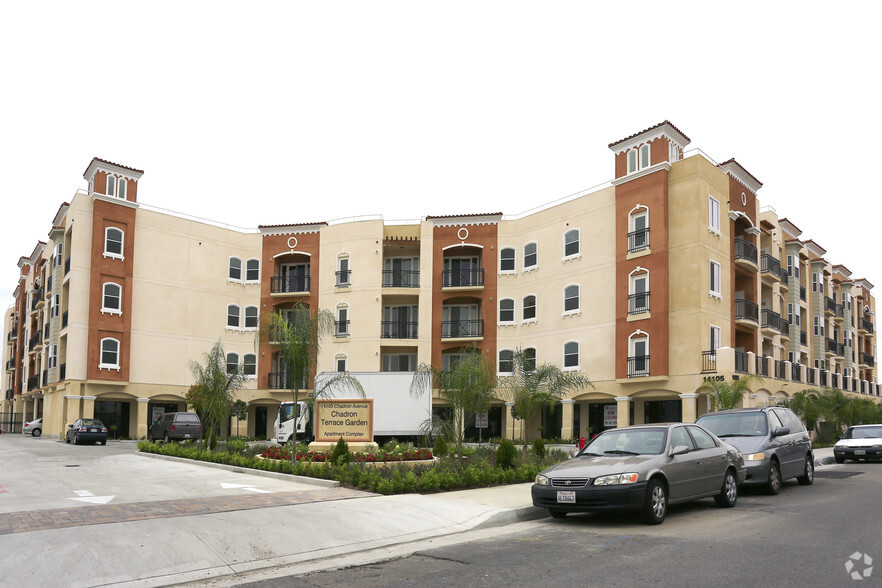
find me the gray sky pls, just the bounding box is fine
[2,1,880,310]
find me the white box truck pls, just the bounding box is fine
[273,371,432,444]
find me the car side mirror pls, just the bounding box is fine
[68,424,73,428]
[670,445,689,456]
[773,426,790,437]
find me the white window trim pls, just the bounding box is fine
[103,227,124,260]
[228,257,243,283]
[629,330,649,356]
[628,205,649,232]
[710,325,721,351]
[336,303,350,337]
[562,284,581,317]
[562,341,580,371]
[335,353,348,373]
[563,229,581,261]
[243,353,257,379]
[106,174,115,197]
[708,195,721,236]
[627,149,638,174]
[498,298,516,326]
[117,177,127,200]
[523,242,539,273]
[499,247,517,274]
[639,144,651,169]
[244,258,261,284]
[99,337,121,371]
[709,260,722,299]
[243,305,259,331]
[497,349,514,376]
[226,304,241,330]
[522,347,537,372]
[522,294,538,324]
[100,282,123,316]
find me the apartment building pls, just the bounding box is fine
[3,123,879,441]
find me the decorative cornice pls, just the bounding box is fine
[718,159,763,193]
[804,239,827,259]
[854,278,874,291]
[259,224,324,237]
[90,192,139,210]
[778,218,803,239]
[608,121,691,154]
[833,264,853,279]
[429,213,502,228]
[610,162,672,186]
[83,157,143,183]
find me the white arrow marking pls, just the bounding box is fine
[68,495,115,504]
[221,482,253,489]
[73,490,93,497]
[245,487,272,494]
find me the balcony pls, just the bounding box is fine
[756,355,769,377]
[29,335,40,352]
[5,389,13,400]
[382,270,420,289]
[833,304,844,321]
[819,370,828,387]
[62,310,68,329]
[267,372,307,390]
[800,286,806,302]
[735,351,748,373]
[735,299,759,326]
[381,321,418,339]
[27,375,38,391]
[335,270,351,288]
[826,297,837,316]
[791,363,802,382]
[828,338,844,357]
[59,363,66,381]
[733,238,758,270]
[774,360,786,379]
[442,268,484,289]
[627,355,650,378]
[701,350,717,373]
[5,359,14,371]
[43,324,49,342]
[800,330,807,346]
[628,292,650,315]
[861,353,875,368]
[441,320,484,339]
[270,275,310,295]
[334,320,350,338]
[6,330,15,342]
[628,228,649,253]
[807,367,816,385]
[31,289,44,312]
[760,254,781,283]
[761,309,781,333]
[65,256,70,275]
[860,318,874,335]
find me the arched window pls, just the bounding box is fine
[524,243,538,269]
[563,341,579,370]
[498,349,514,374]
[335,353,348,372]
[628,205,649,252]
[640,144,651,169]
[523,347,537,372]
[563,284,580,314]
[243,353,256,377]
[246,259,260,282]
[499,298,515,324]
[628,331,649,377]
[337,254,351,287]
[117,178,127,199]
[226,353,239,375]
[523,295,537,321]
[627,149,638,174]
[336,304,349,337]
[102,282,122,314]
[106,174,115,197]
[104,227,124,258]
[100,337,120,369]
[564,229,580,258]
[229,257,242,281]
[629,268,649,315]
[500,247,516,272]
[227,304,240,328]
[244,306,259,329]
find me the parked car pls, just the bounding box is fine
[695,406,813,494]
[23,417,43,437]
[65,419,108,445]
[531,423,746,524]
[148,412,202,442]
[834,425,882,463]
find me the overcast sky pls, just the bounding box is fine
[2,2,880,311]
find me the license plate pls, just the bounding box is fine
[90,429,97,432]
[184,434,191,438]
[855,449,866,455]
[557,491,576,503]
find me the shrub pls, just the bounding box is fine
[433,436,449,458]
[532,438,547,459]
[330,437,351,466]
[496,438,517,469]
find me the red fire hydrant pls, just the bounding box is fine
[578,436,586,450]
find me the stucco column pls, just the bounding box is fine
[136,398,150,440]
[679,393,699,423]
[503,402,515,440]
[81,396,96,419]
[560,399,574,440]
[615,397,631,429]
[64,395,82,427]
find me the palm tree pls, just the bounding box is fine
[262,303,364,463]
[496,348,592,455]
[189,340,246,450]
[701,374,762,411]
[411,345,496,466]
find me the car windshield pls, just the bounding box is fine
[81,419,103,426]
[696,413,768,437]
[580,429,667,456]
[845,426,882,439]
[176,414,199,422]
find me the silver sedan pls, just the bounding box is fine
[532,423,746,524]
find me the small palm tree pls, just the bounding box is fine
[189,340,246,450]
[702,374,762,411]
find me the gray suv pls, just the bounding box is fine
[695,407,813,494]
[148,412,202,442]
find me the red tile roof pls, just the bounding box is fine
[608,120,691,149]
[84,157,144,176]
[425,212,503,220]
[718,158,763,189]
[258,221,328,229]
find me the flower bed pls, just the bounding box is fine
[260,447,433,462]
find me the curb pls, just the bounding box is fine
[474,505,547,529]
[136,450,341,488]
[815,456,836,466]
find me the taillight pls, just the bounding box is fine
[172,424,176,431]
[79,427,86,432]
[101,428,107,432]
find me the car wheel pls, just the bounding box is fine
[101,440,107,446]
[714,469,738,508]
[766,460,781,495]
[66,434,71,444]
[797,455,814,485]
[163,432,170,443]
[641,478,667,525]
[33,428,42,438]
[73,434,79,446]
[549,509,567,519]
[834,456,845,464]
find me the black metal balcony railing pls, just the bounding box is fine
[42,369,48,387]
[62,310,68,329]
[761,309,781,332]
[807,368,815,385]
[628,355,650,378]
[735,299,759,323]
[441,320,484,339]
[59,363,66,381]
[5,389,13,400]
[382,269,420,288]
[442,268,485,288]
[5,359,14,371]
[43,324,49,341]
[270,274,310,294]
[65,256,70,275]
[335,320,350,338]
[381,321,418,339]
[29,335,39,351]
[46,276,52,294]
[775,360,786,379]
[761,254,781,279]
[756,356,769,377]
[6,331,13,342]
[267,372,307,390]
[832,373,841,388]
[735,351,748,374]
[791,363,802,382]
[800,286,806,301]
[827,297,837,314]
[861,318,874,334]
[819,370,828,387]
[800,330,807,346]
[861,353,875,367]
[628,292,650,315]
[734,238,758,265]
[335,270,351,287]
[702,350,717,373]
[628,228,650,253]
[852,378,859,393]
[27,375,38,391]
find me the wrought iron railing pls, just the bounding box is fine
[628,292,650,315]
[734,238,758,265]
[382,269,420,288]
[627,355,650,378]
[381,321,418,339]
[628,228,649,253]
[442,268,484,288]
[441,320,484,339]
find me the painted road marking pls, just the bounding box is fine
[221,482,272,494]
[68,490,115,504]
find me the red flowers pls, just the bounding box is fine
[260,447,434,462]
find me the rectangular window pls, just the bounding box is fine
[48,345,57,369]
[710,325,721,351]
[499,299,515,324]
[524,243,537,269]
[710,261,721,297]
[814,316,819,337]
[564,230,579,258]
[246,259,260,282]
[812,272,819,292]
[500,248,516,272]
[382,353,417,372]
[563,342,579,368]
[708,196,720,234]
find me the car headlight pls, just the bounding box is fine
[593,473,639,486]
[743,452,765,461]
[535,474,549,486]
